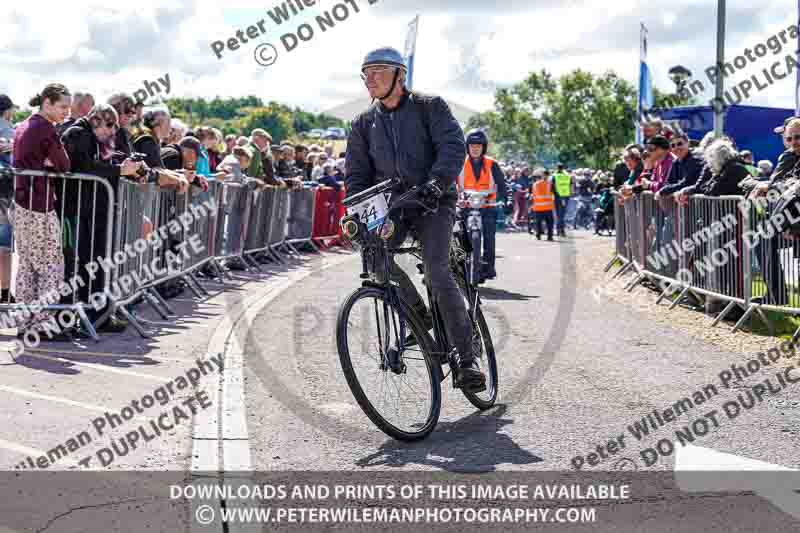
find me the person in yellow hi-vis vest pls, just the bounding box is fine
[552,163,572,236]
[529,168,555,241]
[458,129,508,282]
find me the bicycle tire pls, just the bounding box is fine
[470,230,482,285]
[336,287,441,441]
[451,265,499,410]
[461,299,498,410]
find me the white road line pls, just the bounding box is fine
[25,347,199,364]
[192,253,356,476]
[14,352,166,382]
[0,437,81,468]
[0,384,108,412]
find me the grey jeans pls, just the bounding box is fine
[373,205,474,359]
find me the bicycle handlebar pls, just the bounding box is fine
[342,178,397,208]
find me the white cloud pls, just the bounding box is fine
[1,0,798,120]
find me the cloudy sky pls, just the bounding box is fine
[1,0,798,118]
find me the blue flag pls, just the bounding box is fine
[637,24,655,143]
[404,15,419,90]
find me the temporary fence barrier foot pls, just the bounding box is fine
[711,301,738,327]
[149,287,176,316]
[285,241,301,256]
[655,282,677,305]
[625,273,644,292]
[732,304,757,333]
[209,259,227,285]
[611,261,634,280]
[144,289,172,320]
[187,272,209,296]
[668,285,691,310]
[604,255,622,273]
[242,254,263,273]
[307,240,321,254]
[116,306,151,338]
[182,275,204,298]
[270,246,288,266]
[75,306,99,342]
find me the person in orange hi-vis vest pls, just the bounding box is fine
[458,129,507,281]
[529,168,555,241]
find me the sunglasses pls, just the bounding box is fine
[786,134,800,142]
[670,141,685,148]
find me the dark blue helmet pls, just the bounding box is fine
[361,47,407,74]
[465,129,488,156]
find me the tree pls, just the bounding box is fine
[471,68,636,169]
[235,103,294,142]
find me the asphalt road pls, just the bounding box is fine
[241,230,800,531]
[0,230,797,532]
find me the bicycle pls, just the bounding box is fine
[336,178,499,441]
[456,190,492,286]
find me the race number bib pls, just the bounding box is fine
[348,193,389,231]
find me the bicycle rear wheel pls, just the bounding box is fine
[453,267,499,410]
[336,287,441,441]
[461,302,498,409]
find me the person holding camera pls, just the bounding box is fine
[61,103,145,331]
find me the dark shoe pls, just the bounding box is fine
[547,237,554,242]
[453,352,486,392]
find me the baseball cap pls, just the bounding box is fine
[0,95,16,114]
[774,116,798,134]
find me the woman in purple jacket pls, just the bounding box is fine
[12,83,72,339]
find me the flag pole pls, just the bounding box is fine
[713,0,726,137]
[796,0,800,115]
[636,23,644,144]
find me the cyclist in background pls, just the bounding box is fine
[459,129,507,282]
[345,47,486,392]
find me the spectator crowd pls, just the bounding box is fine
[0,84,346,341]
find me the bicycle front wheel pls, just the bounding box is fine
[336,287,441,441]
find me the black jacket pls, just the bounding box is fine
[345,90,466,204]
[768,149,799,191]
[687,158,747,197]
[659,150,704,195]
[61,117,122,217]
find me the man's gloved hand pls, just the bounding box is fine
[419,179,443,201]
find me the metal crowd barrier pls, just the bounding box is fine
[286,186,317,254]
[607,190,787,335]
[0,166,350,341]
[0,168,116,341]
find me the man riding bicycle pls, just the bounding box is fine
[345,46,486,392]
[459,129,507,282]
